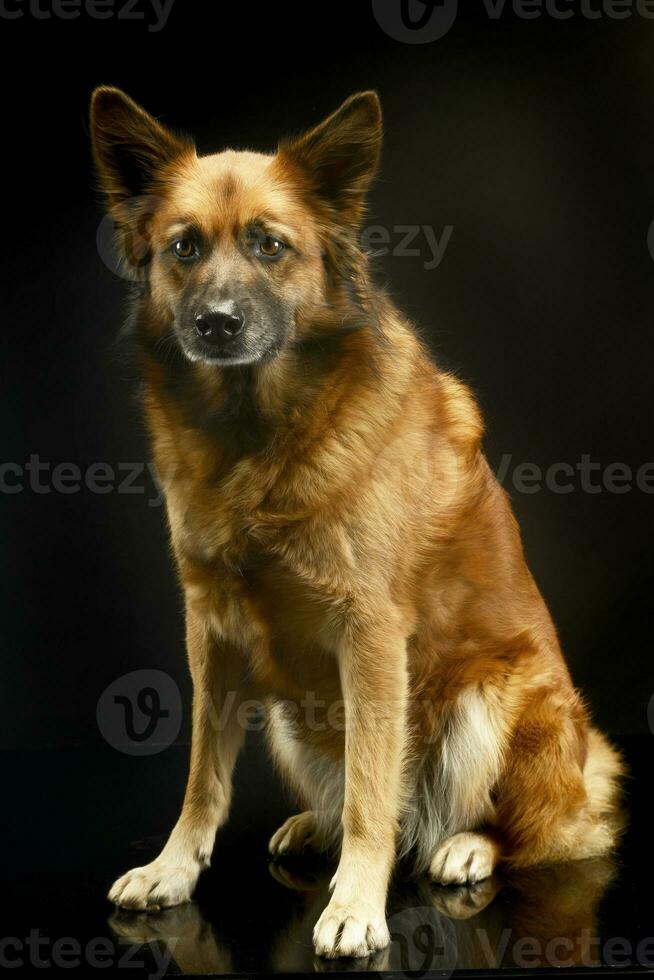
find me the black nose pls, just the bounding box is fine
[194,309,244,344]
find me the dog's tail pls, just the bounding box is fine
[579,726,626,856]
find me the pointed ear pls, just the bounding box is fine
[90,86,194,211]
[279,92,382,227]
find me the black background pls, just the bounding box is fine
[3,0,653,748]
[3,1,654,971]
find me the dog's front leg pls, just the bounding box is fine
[313,621,408,959]
[108,607,245,911]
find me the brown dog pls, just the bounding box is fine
[90,88,623,959]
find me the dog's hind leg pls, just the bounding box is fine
[428,690,623,885]
[268,811,326,857]
[415,685,506,885]
[429,831,501,885]
[266,699,343,857]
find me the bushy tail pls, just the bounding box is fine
[578,727,626,857]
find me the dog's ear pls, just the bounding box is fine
[90,86,194,211]
[279,92,382,227]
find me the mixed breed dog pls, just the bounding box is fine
[90,87,623,960]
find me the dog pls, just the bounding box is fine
[90,87,623,960]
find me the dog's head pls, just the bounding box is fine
[90,88,382,366]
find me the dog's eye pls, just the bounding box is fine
[173,239,197,260]
[258,235,286,259]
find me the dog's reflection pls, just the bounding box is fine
[109,853,617,974]
[109,901,233,976]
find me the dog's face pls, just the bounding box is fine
[90,89,382,366]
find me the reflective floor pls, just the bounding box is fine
[4,734,652,976]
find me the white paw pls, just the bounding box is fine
[313,900,389,959]
[108,857,199,912]
[269,811,320,857]
[429,832,498,886]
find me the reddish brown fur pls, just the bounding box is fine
[91,87,623,959]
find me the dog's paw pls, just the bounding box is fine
[269,811,321,857]
[108,858,199,912]
[313,900,389,959]
[429,832,498,886]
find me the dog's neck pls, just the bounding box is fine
[136,289,389,475]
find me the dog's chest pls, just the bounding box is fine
[167,477,352,691]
